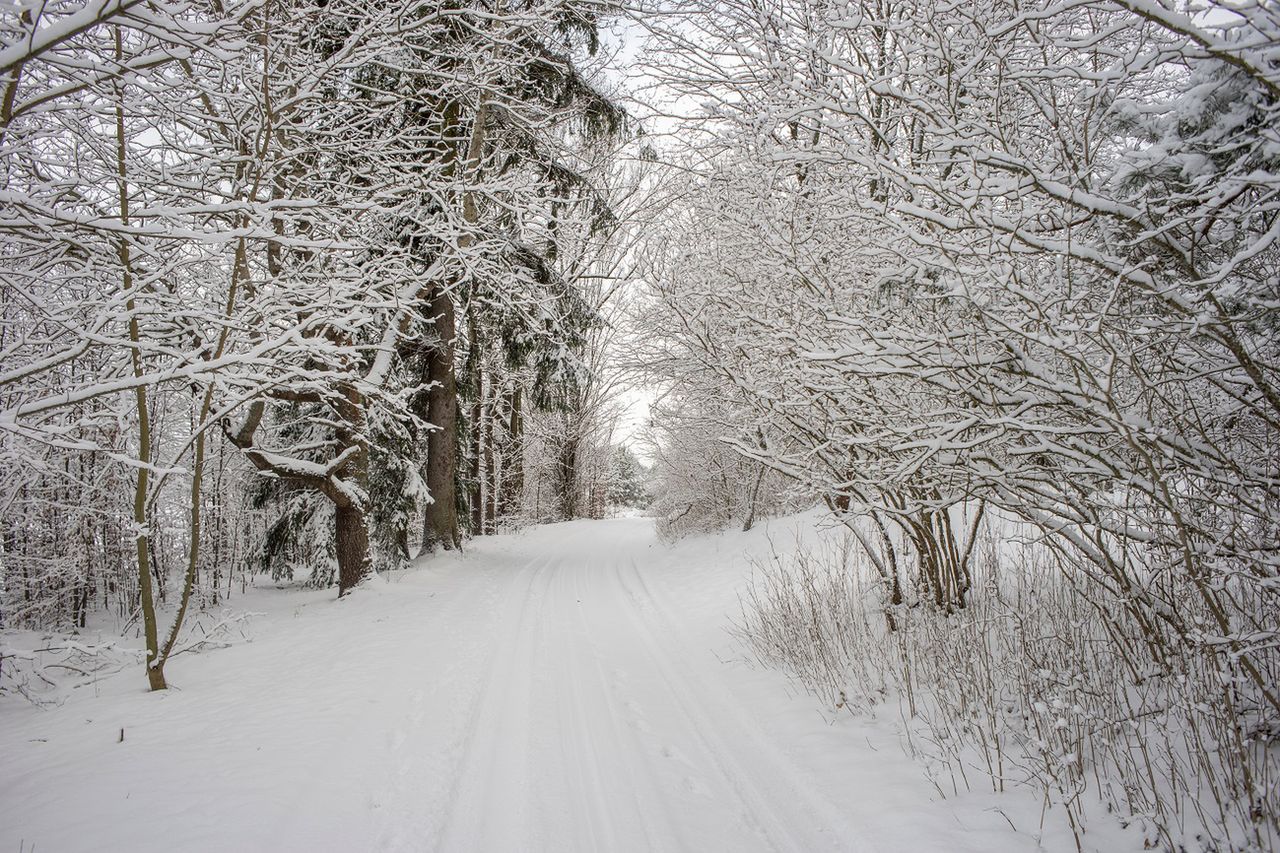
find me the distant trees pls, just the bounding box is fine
[606,445,649,510]
[390,2,628,551]
[517,161,650,522]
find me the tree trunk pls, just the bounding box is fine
[469,368,484,534]
[743,463,766,532]
[420,286,460,554]
[331,384,374,595]
[558,436,578,520]
[483,381,497,534]
[498,384,523,518]
[114,27,164,691]
[335,503,372,595]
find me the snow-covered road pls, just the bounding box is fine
[431,529,863,853]
[3,517,1106,852]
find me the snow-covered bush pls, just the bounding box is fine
[738,527,1279,851]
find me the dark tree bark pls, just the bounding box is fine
[497,384,523,518]
[469,371,484,534]
[335,503,373,594]
[483,382,496,534]
[742,429,769,532]
[420,286,461,554]
[557,435,578,520]
[466,306,484,535]
[326,386,373,596]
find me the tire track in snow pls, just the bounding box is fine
[406,532,873,852]
[369,564,511,852]
[603,560,796,851]
[434,556,556,851]
[612,558,876,853]
[540,557,683,852]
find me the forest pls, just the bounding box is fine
[1,0,1277,851]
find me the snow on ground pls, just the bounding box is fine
[2,515,1139,852]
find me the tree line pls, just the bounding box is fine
[0,0,641,691]
[635,0,1279,846]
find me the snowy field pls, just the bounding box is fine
[2,515,1140,853]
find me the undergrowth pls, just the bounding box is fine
[737,531,1279,852]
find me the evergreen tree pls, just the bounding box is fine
[607,445,649,509]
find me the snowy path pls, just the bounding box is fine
[431,546,861,852]
[3,517,1099,853]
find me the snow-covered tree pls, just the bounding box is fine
[637,1,1280,837]
[606,444,648,510]
[0,0,635,689]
